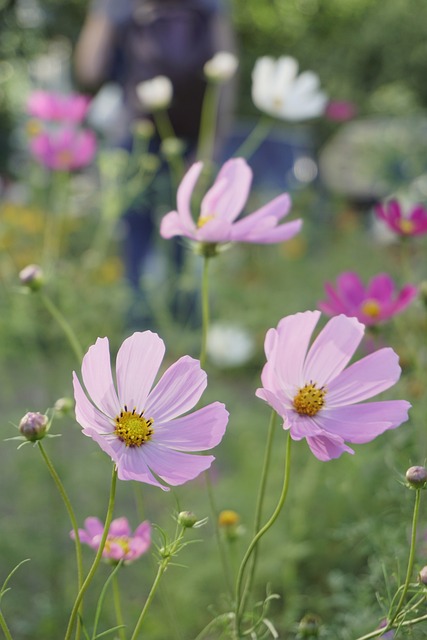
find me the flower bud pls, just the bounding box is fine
[54,397,74,416]
[160,137,186,159]
[136,76,173,111]
[218,510,240,527]
[19,412,48,442]
[297,614,321,638]
[406,466,427,489]
[19,264,44,291]
[204,51,238,82]
[132,118,155,140]
[177,511,198,528]
[419,566,427,585]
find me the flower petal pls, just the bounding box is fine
[160,210,197,240]
[326,347,402,406]
[116,332,165,411]
[140,442,215,486]
[303,315,364,386]
[305,432,354,461]
[81,337,120,418]
[145,356,207,422]
[83,517,104,539]
[154,402,228,450]
[113,443,168,489]
[366,273,394,301]
[176,162,203,230]
[73,372,115,435]
[109,517,131,537]
[201,158,252,223]
[313,400,411,443]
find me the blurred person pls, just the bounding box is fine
[74,0,236,328]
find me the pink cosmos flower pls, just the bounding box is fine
[325,100,357,122]
[27,90,91,123]
[256,311,410,461]
[160,158,302,246]
[318,272,418,326]
[73,331,229,490]
[375,200,427,236]
[30,127,97,171]
[71,517,151,563]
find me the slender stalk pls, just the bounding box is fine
[234,432,292,637]
[39,293,84,363]
[388,488,422,625]
[37,442,83,639]
[64,466,118,640]
[129,528,185,640]
[0,611,13,640]
[112,573,126,640]
[239,410,277,613]
[232,117,273,161]
[355,611,427,640]
[199,256,210,369]
[197,81,220,162]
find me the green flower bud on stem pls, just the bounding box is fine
[19,264,44,291]
[177,511,198,528]
[19,412,48,442]
[406,466,427,489]
[419,566,427,585]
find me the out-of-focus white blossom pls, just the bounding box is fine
[204,51,238,83]
[207,323,255,369]
[136,76,173,111]
[252,56,327,121]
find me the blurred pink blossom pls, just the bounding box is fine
[318,272,418,325]
[27,90,91,123]
[375,200,427,236]
[160,158,302,245]
[325,100,357,121]
[71,517,151,563]
[73,331,229,490]
[30,127,97,171]
[256,310,410,461]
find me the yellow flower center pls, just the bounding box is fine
[104,536,131,556]
[218,510,240,527]
[272,96,283,110]
[56,149,74,167]
[197,214,215,228]
[399,219,415,234]
[115,406,154,447]
[26,119,42,137]
[293,383,326,417]
[361,299,381,318]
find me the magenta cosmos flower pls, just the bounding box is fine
[73,331,228,490]
[318,272,418,326]
[160,158,302,246]
[256,311,410,461]
[71,517,151,563]
[375,200,427,236]
[27,90,91,123]
[30,127,96,171]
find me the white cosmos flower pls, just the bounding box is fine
[204,51,239,83]
[136,76,173,111]
[252,56,328,121]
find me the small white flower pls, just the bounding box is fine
[204,51,239,83]
[136,76,173,111]
[207,323,255,369]
[252,56,327,122]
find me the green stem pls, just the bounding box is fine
[234,431,292,637]
[64,466,118,640]
[197,81,220,162]
[355,611,427,640]
[199,256,210,369]
[129,528,185,640]
[232,117,273,161]
[37,442,83,639]
[112,573,126,640]
[39,292,84,363]
[389,488,422,625]
[240,410,277,613]
[0,610,13,640]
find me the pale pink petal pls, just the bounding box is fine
[303,315,364,386]
[73,373,115,434]
[326,348,402,406]
[201,158,252,223]
[145,356,206,422]
[82,427,122,459]
[230,194,291,234]
[107,542,126,560]
[256,387,291,417]
[83,517,104,539]
[160,210,197,240]
[314,400,411,443]
[318,282,349,315]
[288,413,323,440]
[128,535,151,560]
[114,444,167,489]
[134,521,152,541]
[116,332,165,411]
[154,402,228,450]
[273,311,321,389]
[196,217,233,243]
[80,337,120,417]
[71,528,97,546]
[109,517,131,537]
[177,162,203,229]
[141,443,215,485]
[305,433,354,461]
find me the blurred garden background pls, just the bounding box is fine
[1,0,427,638]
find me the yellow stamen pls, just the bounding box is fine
[104,536,131,556]
[218,510,240,527]
[361,299,381,318]
[115,406,154,447]
[399,219,415,234]
[293,382,326,417]
[197,214,215,228]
